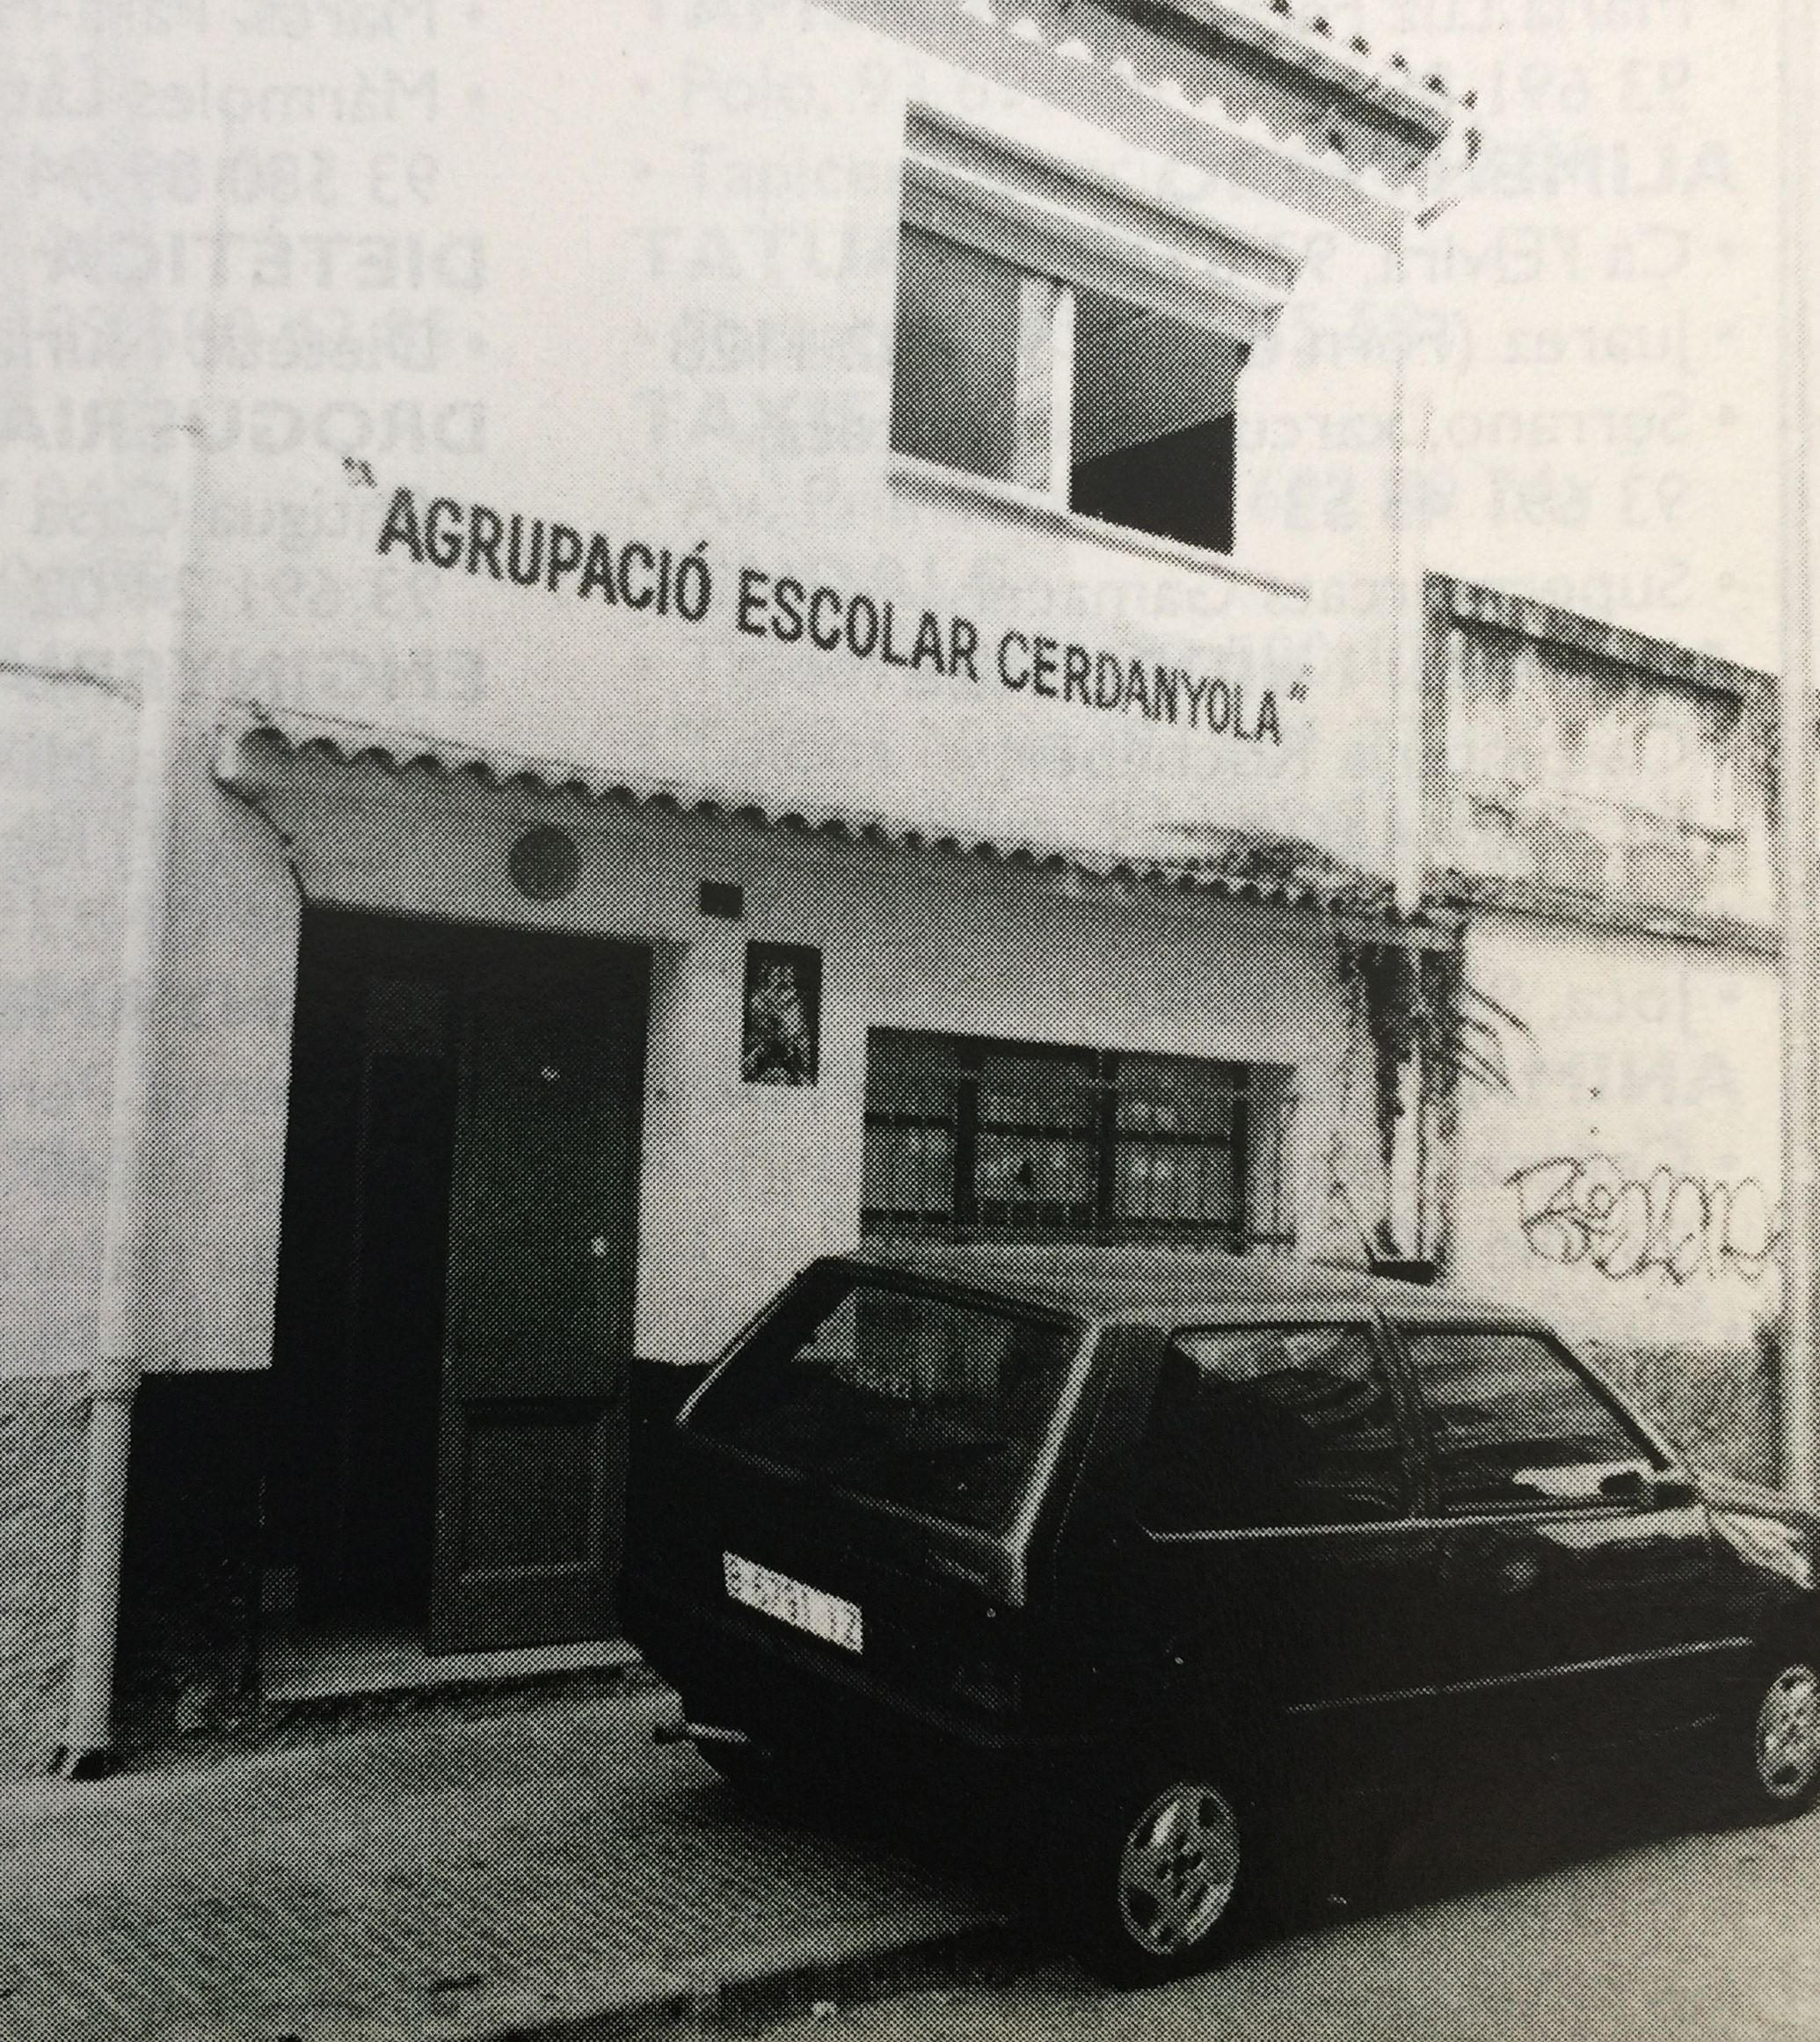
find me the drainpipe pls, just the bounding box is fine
[1390,123,1474,1269]
[1779,0,1820,1506]
[1388,186,1464,1262]
[1383,203,1428,1264]
[1389,208,1430,930]
[56,416,203,1778]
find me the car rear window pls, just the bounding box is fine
[683,1271,1082,1533]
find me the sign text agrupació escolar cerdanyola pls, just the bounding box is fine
[375,485,1295,747]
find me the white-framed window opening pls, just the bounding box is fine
[888,113,1290,559]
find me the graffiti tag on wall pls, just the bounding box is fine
[1505,1155,1780,1286]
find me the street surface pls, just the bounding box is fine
[0,1681,994,2042]
[763,1761,1820,2042]
[3,1681,1816,2038]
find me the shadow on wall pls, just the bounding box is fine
[0,1375,85,1776]
[631,1357,712,1431]
[106,1361,705,1759]
[115,1374,266,1754]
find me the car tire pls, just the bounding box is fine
[1738,1653,1820,1820]
[1053,1766,1265,1988]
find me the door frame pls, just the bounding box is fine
[267,906,652,1649]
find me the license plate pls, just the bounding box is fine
[724,1553,863,1654]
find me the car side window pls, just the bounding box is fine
[1399,1327,1657,1513]
[1137,1324,1407,1533]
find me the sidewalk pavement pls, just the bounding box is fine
[0,1678,1010,2042]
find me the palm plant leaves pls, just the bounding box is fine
[1338,936,1532,1171]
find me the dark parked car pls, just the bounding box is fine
[622,1244,1820,1983]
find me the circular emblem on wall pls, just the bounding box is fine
[508,824,580,902]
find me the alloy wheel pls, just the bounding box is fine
[1754,1662,1820,1804]
[1116,1782,1241,1958]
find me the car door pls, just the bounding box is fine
[1392,1321,1731,1760]
[1114,1320,1442,1792]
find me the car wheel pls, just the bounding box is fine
[1059,1770,1256,1987]
[1743,1656,1820,1818]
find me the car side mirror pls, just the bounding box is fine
[1596,1464,1649,1504]
[1650,1469,1697,1510]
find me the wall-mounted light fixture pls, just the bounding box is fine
[509,824,580,901]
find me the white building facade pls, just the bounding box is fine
[0,0,1473,1767]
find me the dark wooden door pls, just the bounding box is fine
[427,935,648,1654]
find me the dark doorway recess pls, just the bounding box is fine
[267,908,649,1656]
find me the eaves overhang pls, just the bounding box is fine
[213,700,1432,931]
[814,0,1477,223]
[1125,0,1470,142]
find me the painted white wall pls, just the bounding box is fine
[138,726,300,1378]
[0,0,1417,1381]
[0,683,300,1384]
[231,740,1359,1367]
[1452,913,1780,1357]
[0,677,132,1383]
[5,0,1409,879]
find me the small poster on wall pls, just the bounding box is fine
[741,943,822,1086]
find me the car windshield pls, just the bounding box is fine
[685,1271,1082,1533]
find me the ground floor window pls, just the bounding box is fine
[860,1029,1292,1250]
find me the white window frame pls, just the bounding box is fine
[892,108,1299,569]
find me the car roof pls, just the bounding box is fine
[842,1241,1551,1332]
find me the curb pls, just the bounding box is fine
[261,1657,661,1738]
[484,1920,1030,2042]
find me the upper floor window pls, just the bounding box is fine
[888,111,1289,560]
[892,226,1244,553]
